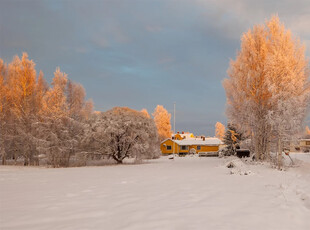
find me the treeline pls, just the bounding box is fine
[0,53,166,167]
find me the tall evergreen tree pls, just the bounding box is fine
[223,123,243,154]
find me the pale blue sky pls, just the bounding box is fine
[1,0,310,135]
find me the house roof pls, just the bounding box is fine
[161,138,173,144]
[174,138,223,146]
[173,133,194,139]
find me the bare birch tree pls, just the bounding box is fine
[0,59,8,164]
[141,108,151,118]
[5,53,39,165]
[223,16,310,163]
[305,126,310,136]
[215,122,225,140]
[152,105,172,141]
[0,53,94,167]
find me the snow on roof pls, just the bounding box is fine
[181,134,193,138]
[174,138,223,146]
[160,138,172,144]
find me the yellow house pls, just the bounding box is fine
[160,139,179,154]
[300,139,310,147]
[300,139,310,152]
[173,132,195,140]
[160,138,222,155]
[290,139,310,152]
[173,134,183,140]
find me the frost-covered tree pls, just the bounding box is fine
[223,16,310,162]
[43,68,68,118]
[82,99,94,120]
[0,53,93,167]
[66,80,93,121]
[141,108,151,118]
[215,122,225,140]
[5,53,39,165]
[35,68,70,166]
[306,126,310,135]
[304,126,310,139]
[103,107,159,162]
[223,123,244,154]
[84,107,160,164]
[37,68,91,167]
[80,112,107,160]
[0,59,9,165]
[35,71,48,115]
[152,105,172,141]
[35,116,86,167]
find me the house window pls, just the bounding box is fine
[166,145,172,150]
[306,141,310,146]
[197,146,201,150]
[181,146,188,150]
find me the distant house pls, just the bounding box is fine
[173,132,195,140]
[290,139,310,152]
[160,137,223,155]
[300,139,310,152]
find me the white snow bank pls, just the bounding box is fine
[225,158,252,175]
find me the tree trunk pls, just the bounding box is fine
[254,133,262,160]
[0,123,6,165]
[24,157,29,166]
[112,155,123,164]
[1,149,6,165]
[277,138,283,169]
[266,139,271,162]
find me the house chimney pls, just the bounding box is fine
[202,136,205,141]
[182,131,184,134]
[177,131,179,134]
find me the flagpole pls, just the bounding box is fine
[174,102,176,135]
[173,102,176,157]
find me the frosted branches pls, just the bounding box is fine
[223,16,310,162]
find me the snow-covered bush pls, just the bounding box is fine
[226,159,252,175]
[219,147,234,157]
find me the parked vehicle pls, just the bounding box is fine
[236,149,250,158]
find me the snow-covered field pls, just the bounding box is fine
[1,154,310,230]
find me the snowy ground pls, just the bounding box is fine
[1,154,310,230]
